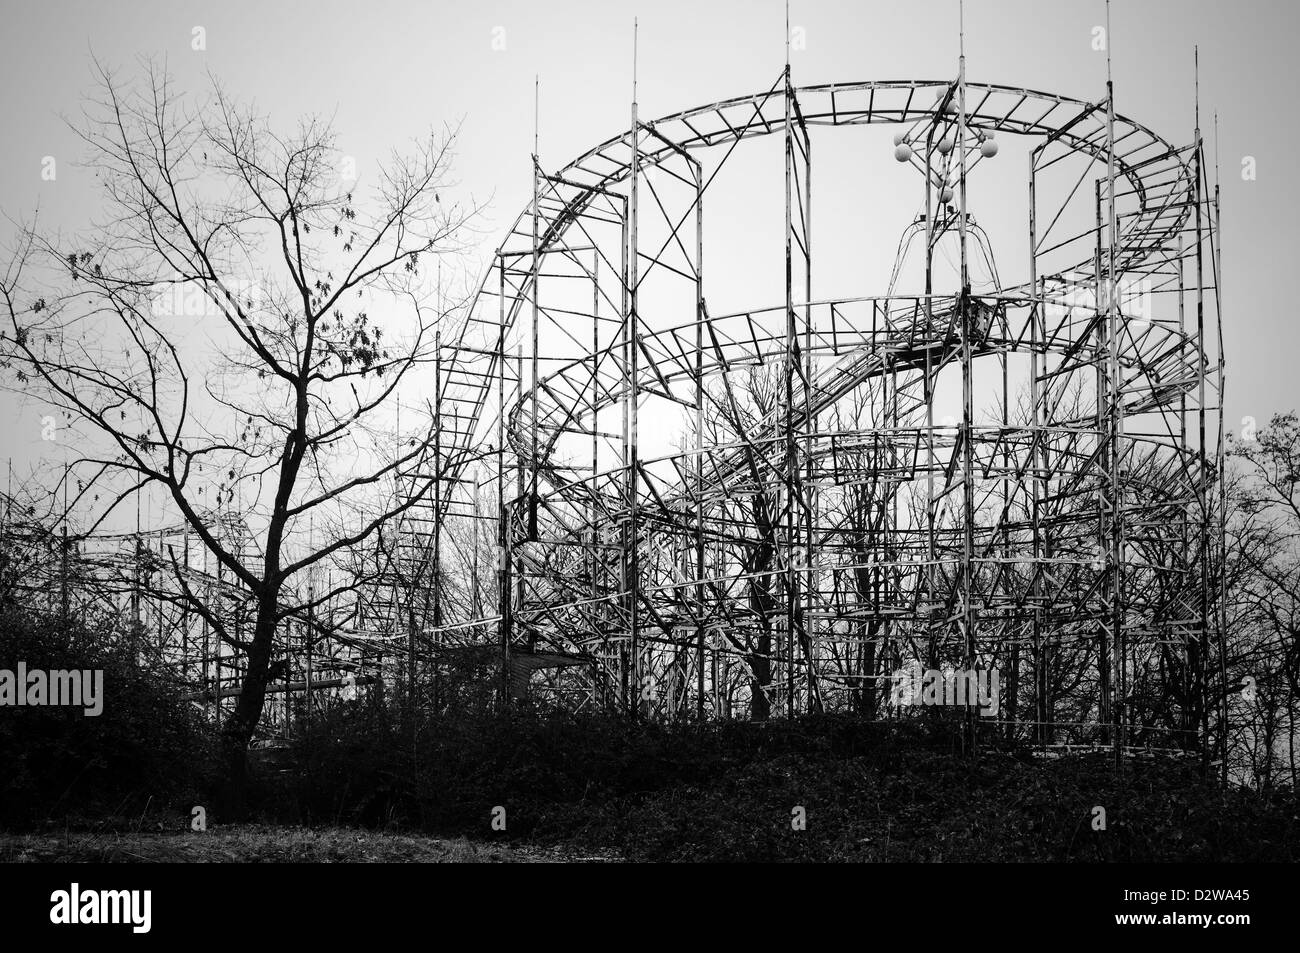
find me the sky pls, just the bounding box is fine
[1,0,1297,512]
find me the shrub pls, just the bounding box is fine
[0,606,218,828]
[275,703,1300,861]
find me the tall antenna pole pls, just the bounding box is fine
[784,1,795,717]
[1105,0,1112,85]
[497,251,511,706]
[434,259,443,638]
[1212,108,1229,786]
[1194,45,1200,131]
[1192,44,1212,775]
[530,75,541,546]
[957,0,977,752]
[627,17,642,716]
[1103,0,1124,762]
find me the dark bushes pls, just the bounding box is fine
[0,606,218,828]
[275,703,1300,861]
[3,604,1295,862]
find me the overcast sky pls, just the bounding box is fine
[1,0,1296,504]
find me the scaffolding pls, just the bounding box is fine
[414,55,1227,759]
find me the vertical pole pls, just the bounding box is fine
[530,236,540,538]
[591,248,601,707]
[619,179,631,713]
[529,76,541,548]
[924,108,937,672]
[784,8,795,718]
[516,346,526,655]
[695,163,706,720]
[60,464,69,623]
[133,494,141,662]
[433,328,443,711]
[1177,234,1192,747]
[1001,278,1012,739]
[1028,151,1047,745]
[181,527,191,685]
[497,253,512,707]
[305,576,314,747]
[157,533,164,659]
[802,107,817,715]
[1105,50,1126,763]
[628,26,642,717]
[1193,50,1211,774]
[1094,182,1112,746]
[783,62,796,719]
[406,554,416,714]
[472,472,481,618]
[1212,130,1229,786]
[957,43,977,753]
[204,544,213,725]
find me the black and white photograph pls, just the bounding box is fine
[0,0,1291,932]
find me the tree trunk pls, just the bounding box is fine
[750,630,771,721]
[746,495,777,722]
[219,594,278,819]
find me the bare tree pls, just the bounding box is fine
[0,60,483,812]
[696,365,784,720]
[1227,413,1300,787]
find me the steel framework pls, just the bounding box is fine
[415,57,1227,758]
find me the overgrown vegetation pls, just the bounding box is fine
[265,701,1299,862]
[0,606,217,827]
[2,603,1295,862]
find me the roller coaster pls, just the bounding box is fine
[414,57,1227,753]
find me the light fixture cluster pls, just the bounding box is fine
[893,90,999,156]
[892,88,999,204]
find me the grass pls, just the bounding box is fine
[0,826,585,863]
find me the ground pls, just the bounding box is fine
[0,827,619,863]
